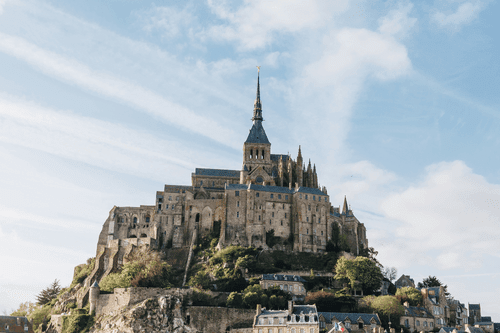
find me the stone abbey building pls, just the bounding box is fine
[96,72,368,262]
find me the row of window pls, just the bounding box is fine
[158,204,175,211]
[299,193,328,202]
[249,148,266,160]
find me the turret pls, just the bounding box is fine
[89,281,100,314]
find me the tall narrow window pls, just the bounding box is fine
[261,150,265,159]
[250,149,253,158]
[255,149,259,159]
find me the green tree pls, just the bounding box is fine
[226,292,243,308]
[360,295,404,330]
[334,256,383,295]
[10,301,37,317]
[36,279,61,305]
[417,276,450,297]
[395,287,423,306]
[99,248,171,292]
[305,291,356,312]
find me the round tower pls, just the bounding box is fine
[89,280,100,314]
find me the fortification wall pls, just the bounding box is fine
[186,306,255,333]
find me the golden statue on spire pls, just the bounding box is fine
[256,66,261,72]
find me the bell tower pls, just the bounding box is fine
[241,68,273,185]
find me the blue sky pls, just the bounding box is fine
[1,0,499,319]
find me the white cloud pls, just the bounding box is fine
[378,2,417,38]
[138,5,194,39]
[205,0,350,50]
[432,1,486,31]
[0,32,239,148]
[379,160,500,270]
[304,28,412,87]
[0,94,235,182]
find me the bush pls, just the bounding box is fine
[71,258,96,288]
[100,249,171,292]
[62,313,94,333]
[29,304,52,331]
[226,292,243,308]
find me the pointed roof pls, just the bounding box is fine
[252,70,263,122]
[342,196,348,215]
[245,70,270,144]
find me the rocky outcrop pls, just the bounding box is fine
[90,294,194,333]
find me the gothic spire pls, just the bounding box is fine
[252,68,263,123]
[342,196,348,215]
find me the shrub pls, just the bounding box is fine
[62,313,94,333]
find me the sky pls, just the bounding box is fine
[0,0,499,319]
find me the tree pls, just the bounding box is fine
[359,295,404,330]
[395,287,423,306]
[417,276,450,297]
[36,279,61,305]
[334,256,383,295]
[10,301,37,317]
[382,267,397,282]
[305,291,356,312]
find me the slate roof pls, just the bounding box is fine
[440,327,455,333]
[468,327,485,333]
[469,304,481,310]
[293,305,318,315]
[475,322,494,326]
[481,317,492,322]
[262,274,306,282]
[271,154,289,161]
[319,312,381,325]
[225,183,328,197]
[404,306,433,318]
[245,121,270,144]
[194,168,240,178]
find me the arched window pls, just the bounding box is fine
[140,233,147,238]
[256,176,263,184]
[133,217,138,223]
[145,215,150,223]
[195,213,200,222]
[250,149,253,158]
[261,150,265,159]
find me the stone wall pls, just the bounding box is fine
[95,288,190,316]
[186,306,255,333]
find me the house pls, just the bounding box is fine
[448,299,468,329]
[253,302,319,333]
[400,302,435,333]
[395,275,415,289]
[469,304,481,325]
[318,312,381,333]
[474,318,494,333]
[422,287,450,328]
[260,274,307,301]
[466,326,485,333]
[0,316,34,333]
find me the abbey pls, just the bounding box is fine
[96,72,368,258]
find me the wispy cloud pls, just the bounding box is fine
[0,94,236,181]
[378,1,417,39]
[431,1,487,31]
[0,32,239,148]
[204,0,349,50]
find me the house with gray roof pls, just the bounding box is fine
[400,303,436,333]
[260,274,306,301]
[318,312,381,333]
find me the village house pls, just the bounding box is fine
[260,274,306,302]
[0,316,34,333]
[253,302,319,333]
[400,302,435,333]
[318,312,381,333]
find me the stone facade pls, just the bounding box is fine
[253,303,319,333]
[422,287,450,328]
[448,300,468,329]
[400,303,436,333]
[91,73,368,297]
[319,312,381,333]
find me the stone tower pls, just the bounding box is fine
[241,71,274,185]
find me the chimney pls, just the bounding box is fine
[256,304,262,316]
[288,300,294,315]
[403,301,410,308]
